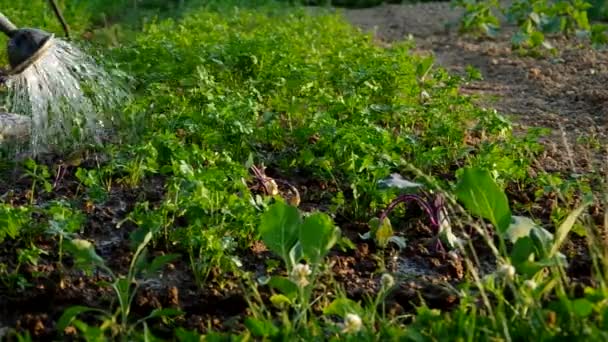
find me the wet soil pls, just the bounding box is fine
[2,2,607,339]
[0,155,470,339]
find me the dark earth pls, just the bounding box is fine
[343,2,608,174]
[1,2,607,339]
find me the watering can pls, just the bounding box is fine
[0,12,55,75]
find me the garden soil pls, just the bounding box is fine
[343,2,608,175]
[2,3,607,338]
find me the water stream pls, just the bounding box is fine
[5,38,127,156]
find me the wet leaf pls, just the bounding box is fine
[259,201,301,265]
[455,167,511,233]
[531,226,554,257]
[506,216,537,243]
[64,239,105,269]
[388,236,407,250]
[300,212,340,264]
[378,173,422,190]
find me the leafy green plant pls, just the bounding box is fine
[75,167,113,203]
[57,228,181,339]
[368,174,459,251]
[21,159,53,205]
[453,0,501,37]
[252,200,340,335]
[0,203,31,243]
[454,0,607,51]
[455,166,589,280]
[45,200,85,264]
[2,0,606,339]
[508,0,592,50]
[0,245,46,291]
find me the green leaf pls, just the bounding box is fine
[300,212,340,264]
[505,216,537,243]
[143,254,180,277]
[572,298,594,317]
[259,201,301,265]
[512,31,529,46]
[64,239,105,270]
[529,12,541,25]
[536,253,568,268]
[542,15,563,34]
[147,308,184,319]
[0,205,29,243]
[529,31,545,47]
[113,278,132,315]
[323,298,363,317]
[289,242,303,268]
[175,328,203,342]
[550,202,590,258]
[57,306,107,331]
[570,223,587,237]
[511,236,535,268]
[270,294,292,308]
[244,318,279,337]
[71,320,106,342]
[530,226,554,258]
[415,57,434,80]
[455,167,512,233]
[268,276,298,299]
[370,217,393,249]
[23,158,36,171]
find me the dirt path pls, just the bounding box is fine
[342,2,608,174]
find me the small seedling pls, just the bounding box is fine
[21,159,53,205]
[58,227,181,339]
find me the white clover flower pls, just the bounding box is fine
[291,263,312,288]
[380,273,395,289]
[419,90,430,102]
[524,280,537,290]
[341,313,362,334]
[497,263,516,280]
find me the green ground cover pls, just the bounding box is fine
[0,1,606,341]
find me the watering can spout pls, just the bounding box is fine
[0,12,54,74]
[0,13,17,37]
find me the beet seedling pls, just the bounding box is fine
[373,174,460,251]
